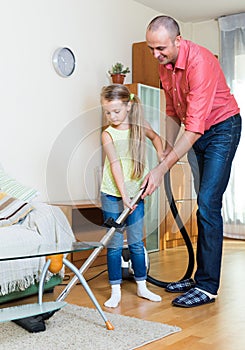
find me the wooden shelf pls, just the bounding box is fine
[51,199,101,209]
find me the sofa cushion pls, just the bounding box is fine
[0,169,38,202]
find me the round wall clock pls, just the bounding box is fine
[52,47,76,77]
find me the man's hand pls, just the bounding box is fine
[141,162,167,199]
[141,130,201,199]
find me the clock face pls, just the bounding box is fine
[53,47,75,77]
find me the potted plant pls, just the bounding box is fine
[108,62,130,84]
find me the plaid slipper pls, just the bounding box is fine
[172,288,216,308]
[165,278,196,293]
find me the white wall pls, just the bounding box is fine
[182,20,220,55]
[0,1,219,202]
[0,0,158,202]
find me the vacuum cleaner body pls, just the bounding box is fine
[121,245,150,280]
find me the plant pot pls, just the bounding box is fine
[111,74,126,84]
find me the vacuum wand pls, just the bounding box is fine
[56,187,145,302]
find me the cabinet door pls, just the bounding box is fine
[165,199,192,248]
[132,42,160,88]
[170,161,192,201]
[138,84,165,252]
[164,159,198,247]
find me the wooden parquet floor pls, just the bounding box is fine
[5,238,245,349]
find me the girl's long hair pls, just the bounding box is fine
[101,84,146,179]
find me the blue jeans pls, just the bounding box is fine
[101,192,147,285]
[187,114,241,294]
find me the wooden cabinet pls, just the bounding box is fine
[132,41,160,88]
[131,40,198,249]
[164,125,198,248]
[164,160,198,248]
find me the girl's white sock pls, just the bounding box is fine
[104,284,121,308]
[136,280,162,302]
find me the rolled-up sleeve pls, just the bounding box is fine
[184,59,218,134]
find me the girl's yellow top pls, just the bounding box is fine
[101,126,147,197]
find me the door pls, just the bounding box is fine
[138,84,163,252]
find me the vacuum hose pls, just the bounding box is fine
[146,170,195,288]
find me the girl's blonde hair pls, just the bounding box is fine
[100,84,146,179]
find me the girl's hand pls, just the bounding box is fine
[122,196,137,213]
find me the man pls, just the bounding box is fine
[141,15,241,307]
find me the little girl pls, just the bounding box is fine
[100,84,163,308]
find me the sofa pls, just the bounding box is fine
[0,167,75,304]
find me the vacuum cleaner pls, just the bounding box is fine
[13,170,195,332]
[120,171,195,287]
[146,170,195,287]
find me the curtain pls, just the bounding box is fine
[218,13,245,239]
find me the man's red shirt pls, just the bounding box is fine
[159,39,240,134]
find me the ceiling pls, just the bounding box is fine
[134,0,245,23]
